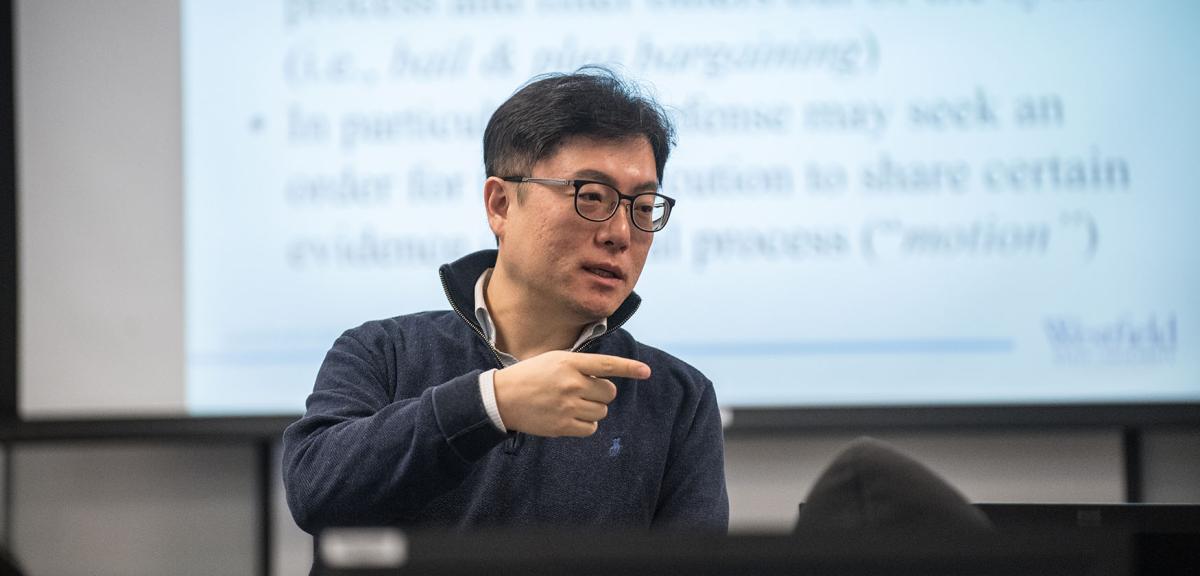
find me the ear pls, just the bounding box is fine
[483,177,511,241]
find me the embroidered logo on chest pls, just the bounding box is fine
[608,436,622,457]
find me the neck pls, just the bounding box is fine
[484,265,592,361]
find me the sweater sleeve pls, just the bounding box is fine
[650,376,730,532]
[281,324,508,533]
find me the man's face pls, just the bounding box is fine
[492,135,658,323]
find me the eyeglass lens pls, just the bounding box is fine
[575,182,669,232]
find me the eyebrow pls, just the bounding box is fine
[570,168,660,193]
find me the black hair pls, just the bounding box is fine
[483,66,676,183]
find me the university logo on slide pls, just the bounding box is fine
[1043,314,1177,365]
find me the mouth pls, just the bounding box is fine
[583,264,624,281]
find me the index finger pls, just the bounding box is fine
[570,353,651,380]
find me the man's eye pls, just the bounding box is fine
[579,192,605,203]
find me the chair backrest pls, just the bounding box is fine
[795,437,992,534]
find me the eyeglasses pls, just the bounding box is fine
[500,177,676,233]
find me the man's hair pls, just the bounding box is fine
[483,66,676,183]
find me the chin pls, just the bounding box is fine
[571,298,622,322]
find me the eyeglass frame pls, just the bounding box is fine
[499,176,676,233]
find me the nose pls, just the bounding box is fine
[597,201,633,251]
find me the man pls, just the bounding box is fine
[282,68,729,532]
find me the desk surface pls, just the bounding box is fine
[314,529,1141,576]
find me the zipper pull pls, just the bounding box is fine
[503,433,523,454]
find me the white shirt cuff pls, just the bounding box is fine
[478,369,507,433]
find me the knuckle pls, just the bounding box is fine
[599,357,616,374]
[574,421,596,437]
[552,417,571,436]
[543,350,565,366]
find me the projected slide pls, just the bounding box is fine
[183,0,1199,414]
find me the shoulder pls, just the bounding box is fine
[332,310,465,353]
[343,310,461,338]
[639,341,712,391]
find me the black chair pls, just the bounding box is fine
[795,436,993,534]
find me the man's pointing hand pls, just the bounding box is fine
[493,351,651,437]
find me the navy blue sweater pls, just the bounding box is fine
[282,250,729,533]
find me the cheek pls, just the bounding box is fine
[540,209,591,246]
[528,221,580,268]
[626,236,652,283]
[633,233,653,260]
